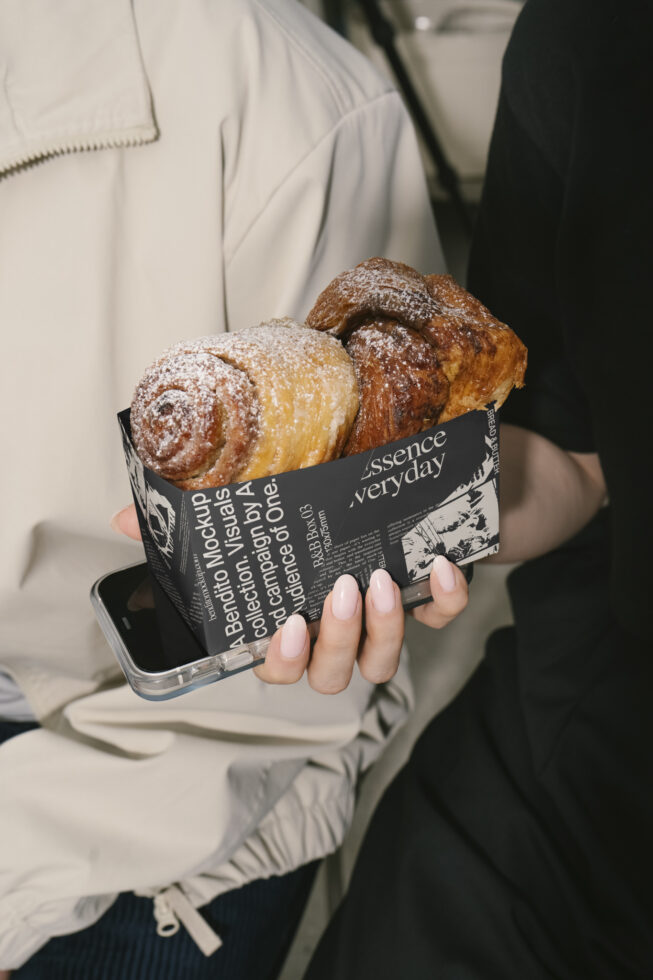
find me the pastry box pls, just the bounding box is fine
[91,403,500,700]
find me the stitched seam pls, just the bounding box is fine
[253,0,354,115]
[226,90,400,265]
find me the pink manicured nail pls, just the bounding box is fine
[280,615,307,659]
[369,569,396,614]
[331,574,360,621]
[109,509,126,534]
[433,555,456,593]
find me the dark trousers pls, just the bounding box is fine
[1,722,317,980]
[304,521,653,979]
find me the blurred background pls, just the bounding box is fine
[281,3,523,975]
[302,0,524,277]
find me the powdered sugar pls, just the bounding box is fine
[131,318,359,487]
[307,257,440,335]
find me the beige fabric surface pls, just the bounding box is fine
[0,0,444,967]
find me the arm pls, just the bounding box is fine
[489,424,607,564]
[256,420,608,685]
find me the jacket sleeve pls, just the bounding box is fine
[223,90,445,330]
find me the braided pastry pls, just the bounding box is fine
[130,318,359,490]
[131,260,526,488]
[306,257,527,452]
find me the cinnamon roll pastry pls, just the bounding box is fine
[306,257,527,447]
[130,318,359,490]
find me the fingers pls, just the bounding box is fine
[411,555,468,630]
[357,569,404,684]
[306,574,363,694]
[244,558,468,691]
[253,614,310,685]
[258,570,406,692]
[110,504,142,541]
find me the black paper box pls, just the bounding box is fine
[118,404,500,668]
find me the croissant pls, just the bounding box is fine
[130,318,359,490]
[306,256,527,454]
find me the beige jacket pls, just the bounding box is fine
[0,0,443,966]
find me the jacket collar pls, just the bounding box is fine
[0,0,157,177]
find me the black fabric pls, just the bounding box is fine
[304,1,653,977]
[11,865,318,980]
[305,515,653,979]
[468,0,653,639]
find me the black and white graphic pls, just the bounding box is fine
[402,439,499,580]
[122,431,176,560]
[118,405,500,666]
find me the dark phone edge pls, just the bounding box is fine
[90,564,255,701]
[90,561,474,700]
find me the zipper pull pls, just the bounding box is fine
[154,886,223,956]
[153,891,180,938]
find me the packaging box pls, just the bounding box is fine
[117,403,499,683]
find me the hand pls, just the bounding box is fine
[255,555,468,693]
[0,970,12,979]
[110,506,469,692]
[110,504,141,541]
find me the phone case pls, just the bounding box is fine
[90,563,461,701]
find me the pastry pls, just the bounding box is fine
[130,318,359,489]
[131,260,526,488]
[306,257,527,446]
[341,320,449,455]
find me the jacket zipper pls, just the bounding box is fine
[1,126,158,177]
[152,886,223,957]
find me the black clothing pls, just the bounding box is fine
[304,1,653,977]
[469,0,653,641]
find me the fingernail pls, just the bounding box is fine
[433,555,456,593]
[110,509,126,534]
[369,568,396,614]
[280,615,307,659]
[331,574,360,621]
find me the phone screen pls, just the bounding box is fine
[94,563,209,674]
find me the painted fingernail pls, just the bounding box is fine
[433,555,456,593]
[369,568,396,614]
[280,615,307,659]
[331,574,360,621]
[110,509,127,534]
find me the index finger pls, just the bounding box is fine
[110,504,142,541]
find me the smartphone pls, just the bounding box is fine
[91,562,471,701]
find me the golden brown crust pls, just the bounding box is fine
[132,259,527,489]
[131,319,359,489]
[306,256,439,336]
[131,350,258,489]
[343,321,449,455]
[422,273,527,421]
[307,258,527,436]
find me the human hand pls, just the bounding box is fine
[110,504,141,541]
[110,506,469,692]
[0,969,12,979]
[255,555,468,693]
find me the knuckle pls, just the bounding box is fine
[366,619,405,647]
[255,663,303,686]
[308,674,349,695]
[360,661,398,685]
